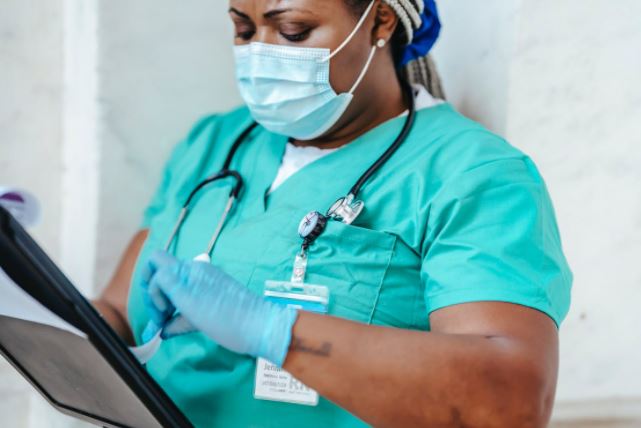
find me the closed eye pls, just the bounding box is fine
[280,28,312,43]
[236,30,256,41]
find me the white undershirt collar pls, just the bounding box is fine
[268,85,443,193]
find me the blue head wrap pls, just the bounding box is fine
[398,0,442,67]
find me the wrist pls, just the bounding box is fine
[257,304,299,366]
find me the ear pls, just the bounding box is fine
[372,1,399,45]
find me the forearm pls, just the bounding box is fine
[93,299,134,345]
[283,311,555,428]
[92,230,148,346]
[138,250,558,426]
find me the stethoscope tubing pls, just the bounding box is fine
[348,79,416,198]
[165,78,416,257]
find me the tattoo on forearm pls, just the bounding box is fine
[290,337,332,357]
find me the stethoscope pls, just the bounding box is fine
[166,80,417,263]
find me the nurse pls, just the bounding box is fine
[94,0,572,427]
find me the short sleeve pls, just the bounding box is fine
[139,140,191,228]
[422,157,572,326]
[139,114,218,228]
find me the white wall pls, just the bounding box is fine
[94,0,241,288]
[0,1,70,426]
[1,1,640,426]
[433,0,521,134]
[507,0,641,407]
[0,0,64,260]
[436,1,641,424]
[435,1,641,425]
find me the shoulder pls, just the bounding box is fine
[154,106,254,195]
[405,104,543,189]
[164,105,253,169]
[182,105,253,147]
[409,107,572,327]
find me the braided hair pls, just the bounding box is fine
[345,0,445,99]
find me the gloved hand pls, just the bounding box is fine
[139,250,298,367]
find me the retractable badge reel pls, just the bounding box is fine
[254,196,364,406]
[290,192,364,293]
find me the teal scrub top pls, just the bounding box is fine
[128,103,572,428]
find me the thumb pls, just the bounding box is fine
[153,260,201,309]
[147,274,175,324]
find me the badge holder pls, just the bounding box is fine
[254,212,331,406]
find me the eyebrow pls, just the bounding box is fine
[229,7,250,19]
[263,8,294,19]
[228,6,315,20]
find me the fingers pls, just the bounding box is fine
[141,293,167,327]
[141,250,180,325]
[148,249,180,272]
[161,314,197,339]
[140,249,174,283]
[139,254,155,284]
[147,263,182,319]
[141,320,161,344]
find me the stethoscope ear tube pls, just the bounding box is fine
[166,170,244,254]
[202,193,237,259]
[183,170,244,207]
[222,122,259,170]
[348,78,416,198]
[164,207,188,252]
[221,170,244,198]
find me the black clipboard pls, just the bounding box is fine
[0,206,193,428]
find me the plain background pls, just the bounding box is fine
[1,1,640,426]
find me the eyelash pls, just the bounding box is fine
[280,29,312,42]
[236,29,312,43]
[235,29,312,43]
[236,31,255,41]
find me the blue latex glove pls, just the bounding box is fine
[140,250,299,367]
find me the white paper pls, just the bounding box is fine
[0,195,159,363]
[1,267,164,363]
[0,268,86,338]
[129,331,163,364]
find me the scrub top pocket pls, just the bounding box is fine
[250,219,397,325]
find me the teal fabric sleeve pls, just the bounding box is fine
[139,115,218,229]
[422,157,572,326]
[140,141,190,229]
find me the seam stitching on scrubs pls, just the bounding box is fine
[531,184,554,321]
[425,289,559,327]
[427,176,551,317]
[424,176,541,247]
[456,154,530,178]
[367,234,397,325]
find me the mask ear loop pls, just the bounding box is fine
[348,39,386,95]
[319,0,378,63]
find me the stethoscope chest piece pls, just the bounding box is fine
[296,194,365,252]
[193,253,212,263]
[327,194,364,226]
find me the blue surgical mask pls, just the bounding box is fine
[233,0,380,140]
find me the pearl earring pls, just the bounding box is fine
[376,39,386,48]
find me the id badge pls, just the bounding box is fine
[254,280,329,406]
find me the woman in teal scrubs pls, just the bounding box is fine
[94,0,572,427]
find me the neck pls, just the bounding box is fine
[291,76,407,150]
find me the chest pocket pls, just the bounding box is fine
[249,219,396,325]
